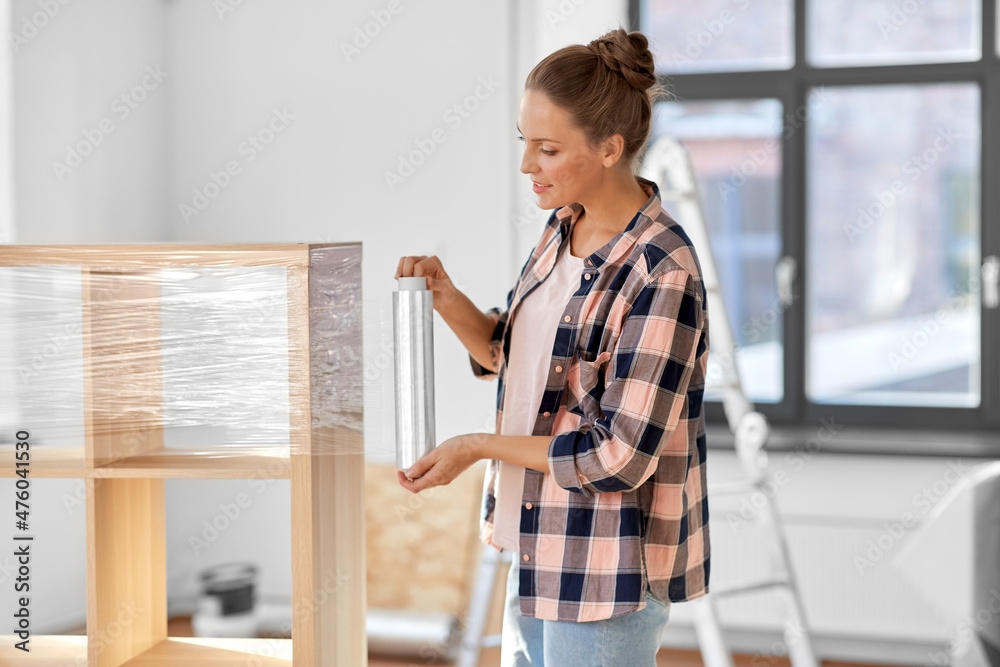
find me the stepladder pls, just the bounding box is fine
[641,135,818,667]
[455,545,513,667]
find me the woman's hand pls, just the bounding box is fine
[395,255,460,312]
[397,434,482,493]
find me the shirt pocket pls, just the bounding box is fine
[574,349,612,416]
[576,316,619,361]
[572,300,621,411]
[575,289,626,364]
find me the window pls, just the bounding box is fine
[807,0,981,67]
[640,0,793,73]
[639,0,1000,436]
[651,100,785,404]
[806,83,980,407]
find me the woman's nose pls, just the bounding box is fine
[519,151,534,175]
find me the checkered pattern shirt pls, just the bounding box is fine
[470,176,711,621]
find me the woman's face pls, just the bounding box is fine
[517,89,612,209]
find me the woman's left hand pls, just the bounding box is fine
[397,434,481,493]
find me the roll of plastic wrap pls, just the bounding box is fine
[393,276,435,471]
[366,608,458,660]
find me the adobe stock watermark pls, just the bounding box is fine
[64,600,146,667]
[923,588,1000,667]
[886,277,979,371]
[748,622,811,667]
[725,416,844,533]
[51,65,168,183]
[706,286,800,386]
[15,321,79,383]
[340,0,404,63]
[878,0,930,40]
[717,87,830,202]
[545,0,589,30]
[7,0,73,54]
[186,460,288,556]
[384,75,501,192]
[288,567,352,631]
[843,125,959,244]
[509,199,551,235]
[743,292,795,344]
[178,106,295,224]
[212,0,245,21]
[853,459,971,576]
[670,0,751,73]
[60,423,161,514]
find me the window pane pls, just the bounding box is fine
[644,0,793,74]
[806,84,981,407]
[808,0,981,67]
[648,100,784,403]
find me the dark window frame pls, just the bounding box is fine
[631,0,1000,445]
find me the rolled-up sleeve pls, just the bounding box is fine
[548,268,704,496]
[468,285,514,379]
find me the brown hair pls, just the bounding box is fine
[525,26,672,174]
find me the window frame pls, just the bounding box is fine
[632,0,1000,441]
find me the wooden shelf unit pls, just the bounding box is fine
[0,243,366,666]
[0,635,295,665]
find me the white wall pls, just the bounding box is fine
[1,0,14,243]
[10,0,168,243]
[160,0,516,465]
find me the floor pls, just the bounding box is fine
[369,649,883,667]
[70,616,883,667]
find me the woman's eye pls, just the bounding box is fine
[517,136,555,156]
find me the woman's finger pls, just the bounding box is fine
[397,255,427,279]
[404,451,434,479]
[410,255,431,278]
[398,468,436,494]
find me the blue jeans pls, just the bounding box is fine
[499,557,670,666]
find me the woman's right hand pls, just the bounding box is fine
[395,255,459,311]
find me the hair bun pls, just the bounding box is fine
[587,28,656,92]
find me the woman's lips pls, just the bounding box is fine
[532,181,552,193]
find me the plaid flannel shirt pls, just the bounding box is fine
[469,176,711,622]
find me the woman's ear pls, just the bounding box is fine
[600,133,626,168]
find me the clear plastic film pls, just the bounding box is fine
[0,243,362,472]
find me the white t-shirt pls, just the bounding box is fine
[493,240,586,551]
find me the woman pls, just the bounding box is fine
[395,26,711,666]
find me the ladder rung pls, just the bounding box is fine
[705,380,742,389]
[481,634,502,648]
[710,574,791,598]
[707,480,758,496]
